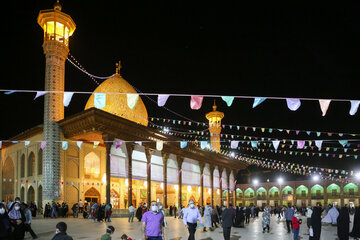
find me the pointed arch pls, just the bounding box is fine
[27,186,35,203]
[27,152,35,177]
[2,157,15,202]
[38,148,43,175]
[20,154,25,178]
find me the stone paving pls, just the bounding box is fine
[28,214,341,240]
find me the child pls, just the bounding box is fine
[101,226,115,240]
[121,234,132,240]
[292,211,302,240]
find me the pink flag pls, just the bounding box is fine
[297,140,305,149]
[295,130,300,135]
[190,96,203,110]
[319,99,331,116]
[115,141,122,149]
[40,141,46,149]
[157,94,170,107]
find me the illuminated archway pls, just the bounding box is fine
[84,152,100,179]
[2,157,14,202]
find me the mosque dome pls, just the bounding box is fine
[84,64,148,126]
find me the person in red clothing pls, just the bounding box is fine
[292,211,302,240]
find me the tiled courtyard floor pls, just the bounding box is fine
[28,215,341,240]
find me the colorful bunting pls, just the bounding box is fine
[221,96,235,107]
[63,92,74,107]
[94,93,106,109]
[34,91,47,100]
[76,141,83,149]
[231,141,239,149]
[93,141,100,148]
[40,141,46,149]
[286,98,301,111]
[62,141,68,150]
[156,141,163,151]
[190,96,204,110]
[319,99,331,116]
[180,141,187,149]
[252,97,266,108]
[297,140,305,149]
[350,100,360,115]
[24,141,30,148]
[127,93,139,110]
[157,94,170,107]
[115,141,122,149]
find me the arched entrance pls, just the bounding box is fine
[27,186,35,203]
[84,187,100,204]
[38,185,43,207]
[110,189,120,209]
[2,157,14,202]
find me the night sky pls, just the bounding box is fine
[2,1,360,182]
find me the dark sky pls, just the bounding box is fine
[1,1,360,179]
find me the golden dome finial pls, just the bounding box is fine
[53,0,62,11]
[115,61,122,75]
[213,99,217,111]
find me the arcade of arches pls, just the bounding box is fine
[235,180,359,208]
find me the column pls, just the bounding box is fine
[279,185,283,206]
[210,165,214,206]
[219,167,223,206]
[125,143,135,207]
[340,182,344,207]
[162,152,169,208]
[199,163,205,206]
[176,156,183,208]
[103,134,114,204]
[266,185,270,206]
[307,183,312,206]
[226,169,230,207]
[323,183,328,207]
[293,184,297,206]
[145,147,153,206]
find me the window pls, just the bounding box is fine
[301,190,306,196]
[38,149,43,175]
[274,192,279,197]
[20,154,25,178]
[349,189,355,195]
[332,189,337,196]
[316,190,321,197]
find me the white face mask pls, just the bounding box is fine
[159,206,162,210]
[14,206,20,211]
[151,206,158,212]
[0,208,5,214]
[190,204,195,208]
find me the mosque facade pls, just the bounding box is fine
[0,1,246,210]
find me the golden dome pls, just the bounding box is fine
[84,71,148,126]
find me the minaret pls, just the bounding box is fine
[37,1,76,202]
[206,101,224,152]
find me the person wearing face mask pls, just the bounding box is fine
[306,206,313,229]
[292,211,302,240]
[183,200,203,240]
[52,222,73,240]
[142,201,164,240]
[0,203,13,239]
[8,201,26,240]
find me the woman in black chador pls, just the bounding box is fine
[309,206,322,240]
[350,207,360,239]
[337,206,350,240]
[234,207,245,228]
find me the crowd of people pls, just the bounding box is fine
[2,195,360,240]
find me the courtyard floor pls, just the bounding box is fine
[28,214,341,240]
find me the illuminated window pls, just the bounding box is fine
[84,152,100,178]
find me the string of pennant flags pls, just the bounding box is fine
[2,88,360,116]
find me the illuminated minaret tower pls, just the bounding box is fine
[206,101,224,152]
[37,1,76,201]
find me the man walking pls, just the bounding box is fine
[285,204,295,233]
[128,204,135,222]
[221,205,235,240]
[142,201,164,240]
[183,200,203,240]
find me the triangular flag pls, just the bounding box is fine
[297,140,305,149]
[251,141,258,148]
[94,93,106,109]
[34,91,47,100]
[349,100,360,116]
[200,141,207,149]
[157,94,170,107]
[231,141,239,149]
[286,98,301,111]
[93,141,100,148]
[0,141,2,149]
[252,97,266,108]
[76,141,83,149]
[40,141,46,149]
[63,92,74,107]
[127,93,139,110]
[295,130,300,135]
[180,141,187,149]
[221,96,234,107]
[316,132,321,137]
[315,140,323,150]
[319,99,331,116]
[190,96,204,110]
[62,141,68,150]
[115,141,122,149]
[156,141,163,151]
[24,141,30,148]
[338,140,348,147]
[272,140,280,151]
